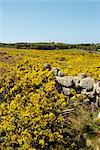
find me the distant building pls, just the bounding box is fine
[48,40,51,43]
[48,40,55,44]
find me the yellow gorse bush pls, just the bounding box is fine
[0,48,100,149]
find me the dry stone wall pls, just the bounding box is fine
[44,63,100,108]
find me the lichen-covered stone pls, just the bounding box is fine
[80,77,94,91]
[94,82,100,94]
[81,89,87,95]
[58,71,64,77]
[62,87,71,96]
[56,76,74,87]
[78,73,87,79]
[73,76,80,88]
[87,91,96,99]
[52,67,60,76]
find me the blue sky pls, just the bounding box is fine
[0,0,100,43]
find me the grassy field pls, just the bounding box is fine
[0,48,100,150]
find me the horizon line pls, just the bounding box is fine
[0,41,100,44]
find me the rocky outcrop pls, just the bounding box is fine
[44,63,100,107]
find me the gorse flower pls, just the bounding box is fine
[0,47,100,149]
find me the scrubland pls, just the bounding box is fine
[0,48,100,150]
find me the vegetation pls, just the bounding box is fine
[0,42,100,51]
[0,48,100,150]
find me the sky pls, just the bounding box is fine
[0,0,100,44]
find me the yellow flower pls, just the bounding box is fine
[39,139,44,146]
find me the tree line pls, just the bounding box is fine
[0,42,100,51]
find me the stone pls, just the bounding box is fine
[62,87,71,96]
[87,91,96,103]
[87,91,96,99]
[80,77,94,91]
[58,71,64,77]
[73,76,80,88]
[73,76,80,83]
[95,95,100,107]
[81,90,96,101]
[78,73,87,79]
[44,63,51,70]
[52,67,60,76]
[83,98,90,104]
[56,76,74,88]
[81,89,87,95]
[94,82,100,94]
[96,112,100,119]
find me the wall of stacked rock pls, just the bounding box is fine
[44,63,100,108]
